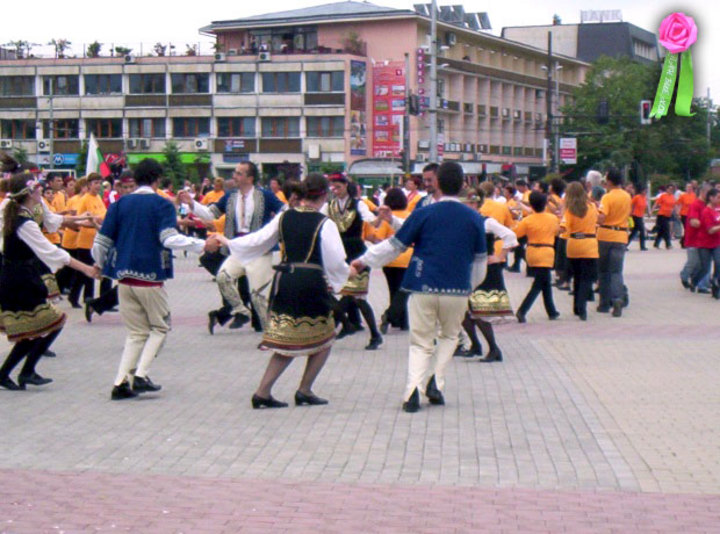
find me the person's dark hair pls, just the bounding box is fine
[302,172,328,200]
[437,161,464,196]
[515,179,527,188]
[346,181,358,199]
[536,181,549,194]
[282,179,302,201]
[550,178,566,196]
[87,172,102,183]
[383,187,408,211]
[422,162,439,174]
[605,167,623,186]
[4,173,34,239]
[160,177,172,190]
[705,188,719,203]
[243,161,259,182]
[134,158,164,186]
[529,191,547,213]
[504,185,516,197]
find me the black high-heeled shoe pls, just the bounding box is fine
[0,376,23,390]
[18,373,53,388]
[294,390,328,406]
[251,394,288,409]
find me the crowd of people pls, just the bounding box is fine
[1,150,716,413]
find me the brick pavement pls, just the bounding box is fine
[0,246,718,532]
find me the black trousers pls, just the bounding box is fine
[628,216,646,250]
[654,215,672,248]
[569,258,597,316]
[518,267,558,317]
[88,285,119,314]
[382,266,409,329]
[69,249,95,303]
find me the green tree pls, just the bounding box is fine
[87,41,102,58]
[162,140,186,186]
[562,56,714,182]
[12,146,28,168]
[5,40,32,59]
[114,46,132,56]
[76,139,89,176]
[153,42,167,56]
[49,38,72,59]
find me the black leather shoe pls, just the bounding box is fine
[516,311,527,323]
[18,372,53,387]
[578,311,587,321]
[228,313,250,329]
[548,312,560,320]
[597,306,610,313]
[365,335,383,350]
[611,299,623,318]
[402,388,420,413]
[251,394,288,409]
[69,300,82,309]
[207,311,218,335]
[681,278,691,289]
[43,349,57,358]
[0,376,22,390]
[478,349,503,363]
[133,375,162,393]
[85,303,94,323]
[454,344,482,357]
[379,313,389,335]
[294,390,329,406]
[111,382,138,400]
[425,376,445,405]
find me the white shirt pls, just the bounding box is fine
[17,216,72,273]
[321,196,404,230]
[235,188,254,232]
[226,210,350,293]
[0,198,64,254]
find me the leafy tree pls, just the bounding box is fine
[76,139,89,176]
[561,56,715,182]
[153,43,167,56]
[49,38,71,59]
[114,46,132,56]
[4,40,32,59]
[12,146,28,168]
[185,44,197,56]
[162,140,186,186]
[87,41,102,58]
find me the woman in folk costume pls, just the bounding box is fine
[214,174,350,409]
[0,173,98,390]
[460,186,518,362]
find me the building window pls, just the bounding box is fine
[43,119,79,139]
[217,117,256,137]
[172,117,210,137]
[171,73,210,94]
[306,71,343,92]
[0,76,35,96]
[86,119,122,138]
[306,116,343,137]
[128,118,166,138]
[261,117,300,137]
[216,73,254,93]
[84,74,122,95]
[129,73,166,94]
[42,75,79,96]
[261,72,300,93]
[1,119,35,139]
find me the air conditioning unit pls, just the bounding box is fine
[139,138,151,150]
[194,138,208,151]
[125,138,138,150]
[415,153,427,162]
[37,139,51,153]
[227,48,238,56]
[124,54,135,64]
[214,52,226,62]
[446,32,457,47]
[513,110,522,120]
[0,139,12,150]
[418,140,430,149]
[501,108,510,118]
[257,51,271,62]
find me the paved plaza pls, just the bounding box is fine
[1,246,719,532]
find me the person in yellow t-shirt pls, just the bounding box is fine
[268,177,287,204]
[560,181,599,321]
[364,187,412,332]
[201,178,226,205]
[596,168,631,316]
[514,191,560,322]
[69,174,107,307]
[41,185,62,246]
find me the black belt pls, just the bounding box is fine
[527,243,554,248]
[234,232,248,237]
[569,232,596,239]
[599,225,628,232]
[273,262,323,273]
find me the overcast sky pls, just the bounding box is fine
[6,0,719,99]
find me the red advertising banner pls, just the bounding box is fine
[372,61,405,158]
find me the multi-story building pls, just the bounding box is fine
[0,1,589,180]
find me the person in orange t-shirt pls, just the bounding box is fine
[515,191,560,322]
[652,184,676,249]
[627,183,649,251]
[201,178,226,205]
[677,183,696,248]
[560,182,599,321]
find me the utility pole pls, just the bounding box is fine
[403,52,411,173]
[429,0,438,163]
[554,61,561,173]
[545,31,555,174]
[707,87,713,145]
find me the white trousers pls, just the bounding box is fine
[216,253,274,325]
[114,284,171,386]
[405,293,468,401]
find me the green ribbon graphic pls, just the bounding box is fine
[675,50,695,116]
[649,53,678,119]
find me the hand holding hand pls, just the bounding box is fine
[204,235,222,253]
[350,259,365,276]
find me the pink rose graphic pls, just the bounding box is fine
[658,12,697,54]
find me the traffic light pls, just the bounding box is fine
[596,100,609,124]
[640,100,652,125]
